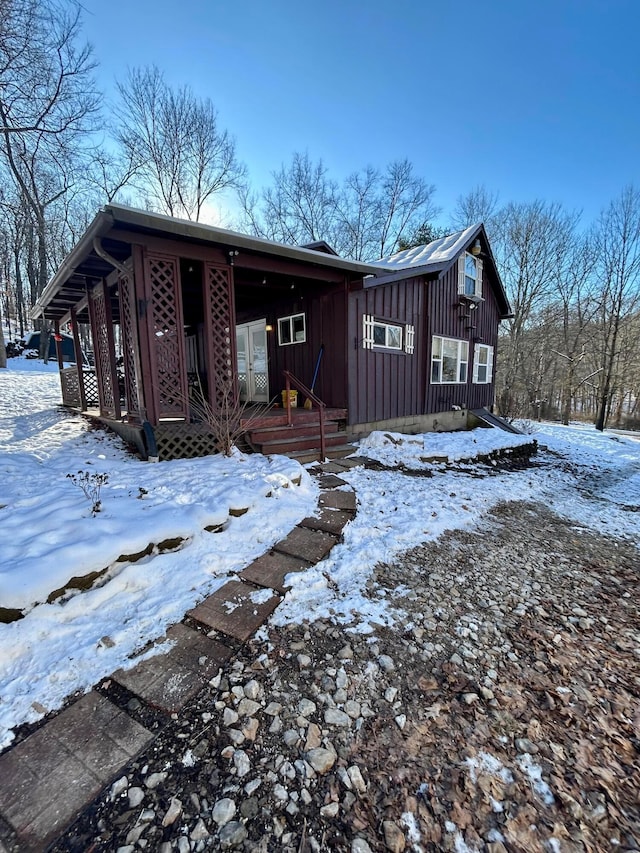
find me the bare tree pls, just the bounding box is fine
[593,185,640,431]
[494,201,580,416]
[116,66,245,221]
[451,185,500,233]
[240,153,438,261]
[0,0,98,138]
[238,152,339,246]
[0,0,99,321]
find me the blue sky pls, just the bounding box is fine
[82,0,639,228]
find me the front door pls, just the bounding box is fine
[236,320,269,403]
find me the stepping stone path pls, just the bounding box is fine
[0,459,361,852]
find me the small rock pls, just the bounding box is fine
[233,750,251,777]
[515,738,539,754]
[324,708,350,727]
[145,772,167,790]
[297,654,312,668]
[240,797,259,819]
[219,820,248,849]
[223,707,239,726]
[109,776,128,800]
[243,679,260,700]
[245,778,261,796]
[298,698,317,717]
[265,702,282,716]
[162,797,182,827]
[306,747,337,774]
[177,838,190,853]
[242,717,260,741]
[273,784,289,802]
[463,693,479,705]
[305,722,322,750]
[237,697,260,717]
[127,787,145,808]
[394,714,407,730]
[383,820,406,852]
[212,797,236,826]
[378,655,395,672]
[344,700,361,719]
[352,839,374,853]
[283,729,300,747]
[190,818,210,841]
[320,801,340,818]
[384,687,398,703]
[337,644,354,659]
[347,765,367,794]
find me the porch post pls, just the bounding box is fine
[70,306,87,411]
[203,263,238,409]
[132,245,157,425]
[53,321,64,370]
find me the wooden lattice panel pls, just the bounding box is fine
[60,368,81,407]
[148,256,187,418]
[204,264,236,408]
[119,273,141,420]
[83,371,99,407]
[91,285,116,416]
[155,422,220,461]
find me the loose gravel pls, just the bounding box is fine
[48,498,639,853]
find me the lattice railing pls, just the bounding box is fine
[83,370,99,407]
[154,422,219,460]
[205,264,236,408]
[60,367,81,408]
[148,255,187,417]
[119,273,141,419]
[91,285,117,416]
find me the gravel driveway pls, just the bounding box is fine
[50,491,640,853]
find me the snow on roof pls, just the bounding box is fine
[374,223,481,271]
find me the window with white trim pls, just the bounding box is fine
[362,315,414,353]
[431,336,469,384]
[278,313,306,345]
[457,252,483,298]
[373,320,403,350]
[473,343,494,384]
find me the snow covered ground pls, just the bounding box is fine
[1,360,638,749]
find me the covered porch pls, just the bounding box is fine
[34,205,378,460]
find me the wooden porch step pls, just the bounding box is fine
[256,431,349,455]
[287,443,359,464]
[248,421,341,444]
[240,407,347,431]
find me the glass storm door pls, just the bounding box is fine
[236,320,269,403]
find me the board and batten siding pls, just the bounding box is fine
[424,259,501,413]
[247,286,348,409]
[347,278,424,425]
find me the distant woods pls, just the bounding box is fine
[1,0,639,430]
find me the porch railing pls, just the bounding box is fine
[283,369,327,461]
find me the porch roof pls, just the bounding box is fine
[32,204,384,322]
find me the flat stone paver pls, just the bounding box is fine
[315,473,348,489]
[0,692,152,851]
[274,525,339,563]
[188,580,281,642]
[319,488,357,513]
[328,456,367,470]
[113,623,233,713]
[238,551,310,594]
[299,507,353,536]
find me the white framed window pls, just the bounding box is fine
[458,252,483,298]
[362,315,413,353]
[473,343,494,384]
[278,313,306,346]
[373,320,403,350]
[431,336,469,384]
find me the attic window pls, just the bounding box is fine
[458,253,483,298]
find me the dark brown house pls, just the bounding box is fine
[33,205,511,461]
